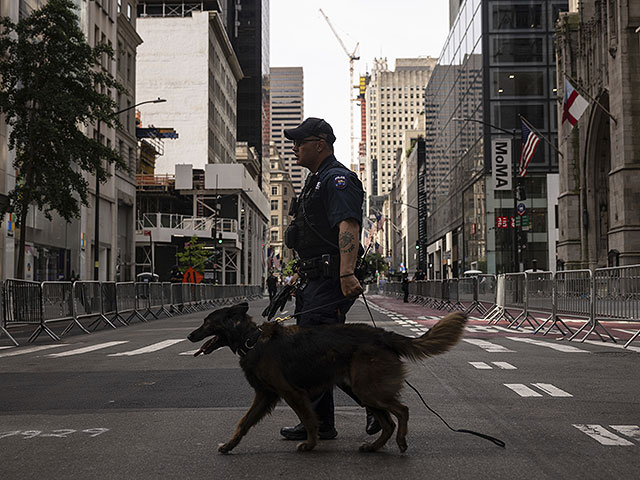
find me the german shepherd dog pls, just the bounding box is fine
[188,303,466,454]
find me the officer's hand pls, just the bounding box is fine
[340,274,363,298]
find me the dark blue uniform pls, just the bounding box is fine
[288,154,363,428]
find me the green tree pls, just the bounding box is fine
[282,258,297,277]
[0,0,126,278]
[176,236,209,274]
[361,252,389,283]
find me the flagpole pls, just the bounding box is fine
[563,73,617,125]
[519,115,564,158]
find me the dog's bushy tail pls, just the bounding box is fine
[392,312,467,361]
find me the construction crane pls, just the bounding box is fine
[319,8,360,169]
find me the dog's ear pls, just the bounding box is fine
[228,302,249,316]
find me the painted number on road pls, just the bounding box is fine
[0,428,109,440]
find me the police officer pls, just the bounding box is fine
[279,117,380,441]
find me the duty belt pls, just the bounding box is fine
[298,254,341,279]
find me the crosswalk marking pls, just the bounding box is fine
[470,361,517,370]
[462,338,515,353]
[504,384,542,397]
[573,424,634,446]
[493,325,530,335]
[469,362,492,369]
[107,339,185,357]
[531,383,572,397]
[582,339,640,353]
[507,337,589,353]
[492,361,517,370]
[47,341,129,358]
[0,344,68,359]
[610,425,640,440]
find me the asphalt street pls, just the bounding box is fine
[1,294,639,479]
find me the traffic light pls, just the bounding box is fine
[515,184,526,201]
[415,241,420,250]
[217,232,223,244]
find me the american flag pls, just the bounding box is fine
[519,119,541,177]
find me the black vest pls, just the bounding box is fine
[291,158,349,259]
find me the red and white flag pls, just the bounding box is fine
[519,120,541,177]
[561,78,589,138]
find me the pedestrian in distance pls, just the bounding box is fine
[266,271,278,301]
[402,272,410,303]
[279,117,381,441]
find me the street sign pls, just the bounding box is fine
[517,203,526,216]
[183,267,203,284]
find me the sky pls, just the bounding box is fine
[270,0,451,167]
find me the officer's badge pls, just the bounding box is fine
[334,175,347,190]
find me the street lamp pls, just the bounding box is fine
[452,117,521,272]
[94,97,167,280]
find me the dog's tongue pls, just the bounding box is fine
[194,336,219,357]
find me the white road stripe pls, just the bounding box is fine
[507,337,589,353]
[613,329,638,335]
[504,384,542,397]
[47,341,129,357]
[582,339,640,353]
[492,362,517,370]
[531,383,573,397]
[493,326,529,334]
[108,339,185,356]
[573,424,634,446]
[463,338,515,353]
[610,425,640,440]
[0,344,68,358]
[469,362,492,369]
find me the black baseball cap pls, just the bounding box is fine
[284,117,336,144]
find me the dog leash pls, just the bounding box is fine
[360,292,506,449]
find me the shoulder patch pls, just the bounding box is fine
[334,175,347,190]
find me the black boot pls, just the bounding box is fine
[365,410,382,435]
[280,423,338,440]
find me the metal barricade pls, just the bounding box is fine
[147,283,164,319]
[589,265,639,346]
[509,271,552,331]
[0,283,18,346]
[458,277,481,315]
[3,279,50,344]
[41,281,85,338]
[488,273,524,326]
[538,270,589,337]
[161,283,174,316]
[73,281,115,331]
[116,282,146,324]
[101,282,126,327]
[171,283,184,313]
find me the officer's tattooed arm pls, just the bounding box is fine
[338,219,363,298]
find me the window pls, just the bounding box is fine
[271,200,278,210]
[283,199,288,211]
[272,186,278,195]
[271,231,278,242]
[127,3,132,20]
[271,216,279,227]
[284,186,288,195]
[117,0,122,13]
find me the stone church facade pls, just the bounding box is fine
[556,0,640,269]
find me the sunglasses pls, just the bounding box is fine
[292,137,323,148]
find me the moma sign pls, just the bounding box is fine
[492,138,512,191]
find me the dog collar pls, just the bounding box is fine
[237,327,262,357]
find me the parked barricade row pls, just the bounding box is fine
[0,278,258,347]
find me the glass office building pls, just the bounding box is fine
[421,0,567,277]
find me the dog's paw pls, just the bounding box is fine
[218,442,233,454]
[358,442,378,453]
[296,441,315,452]
[396,438,408,453]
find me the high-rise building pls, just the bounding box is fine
[422,0,568,278]
[225,0,270,191]
[136,2,242,172]
[270,67,304,194]
[363,57,436,215]
[267,144,296,268]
